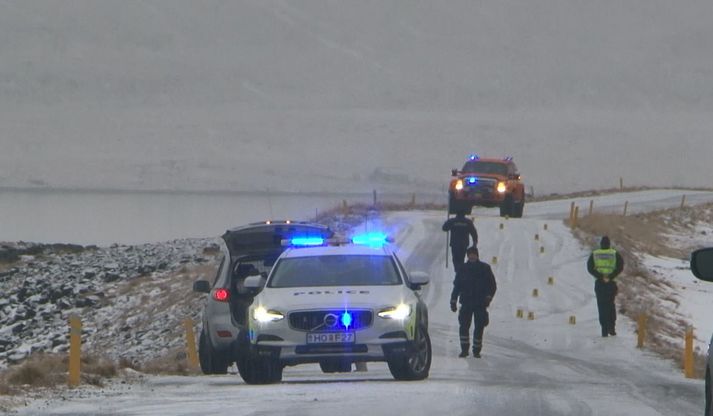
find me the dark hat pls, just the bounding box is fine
[466,246,479,256]
[600,236,611,249]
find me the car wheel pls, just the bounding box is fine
[706,367,711,416]
[237,353,282,384]
[512,200,525,218]
[387,324,431,381]
[499,196,513,217]
[319,359,352,373]
[198,330,229,375]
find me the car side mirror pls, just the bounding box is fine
[193,280,210,293]
[691,248,713,281]
[244,275,266,289]
[451,169,458,177]
[509,174,521,180]
[409,271,430,288]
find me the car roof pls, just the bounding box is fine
[222,221,333,259]
[280,244,393,259]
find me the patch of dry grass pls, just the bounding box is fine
[0,352,120,395]
[138,348,200,376]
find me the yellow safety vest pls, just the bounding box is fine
[593,248,617,276]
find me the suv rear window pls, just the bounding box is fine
[268,255,402,288]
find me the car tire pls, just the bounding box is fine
[198,330,229,375]
[499,196,513,218]
[512,200,525,218]
[237,353,283,384]
[706,367,711,416]
[319,359,352,373]
[387,324,431,381]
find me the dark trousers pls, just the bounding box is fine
[595,280,618,335]
[458,304,489,353]
[451,245,467,272]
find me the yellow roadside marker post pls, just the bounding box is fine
[68,315,82,387]
[532,288,539,297]
[637,314,648,349]
[184,318,200,370]
[684,327,695,378]
[547,276,554,285]
[569,316,576,325]
[516,309,524,318]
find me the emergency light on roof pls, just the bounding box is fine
[503,156,513,161]
[351,232,390,247]
[467,177,477,184]
[468,154,480,161]
[288,237,325,247]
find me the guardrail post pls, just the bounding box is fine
[680,195,686,209]
[623,201,628,216]
[588,200,594,216]
[184,319,200,370]
[68,315,82,387]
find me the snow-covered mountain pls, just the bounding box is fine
[1,1,712,195]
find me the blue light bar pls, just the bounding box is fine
[503,156,513,161]
[340,311,352,330]
[467,177,477,184]
[468,154,480,161]
[351,232,389,247]
[290,237,325,247]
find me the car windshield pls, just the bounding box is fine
[462,161,508,176]
[268,255,402,288]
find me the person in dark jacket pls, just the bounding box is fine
[450,246,496,358]
[587,236,624,337]
[442,211,478,271]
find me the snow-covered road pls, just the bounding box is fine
[15,190,711,415]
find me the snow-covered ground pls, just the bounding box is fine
[8,190,710,415]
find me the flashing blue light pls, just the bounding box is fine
[468,154,480,161]
[340,311,353,329]
[467,177,477,185]
[352,232,389,247]
[503,156,513,161]
[290,237,325,247]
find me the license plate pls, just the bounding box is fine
[306,332,355,344]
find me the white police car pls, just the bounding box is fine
[237,233,432,384]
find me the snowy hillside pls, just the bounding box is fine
[1,1,712,194]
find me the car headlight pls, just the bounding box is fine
[455,180,464,191]
[497,182,506,193]
[253,306,284,323]
[378,304,412,320]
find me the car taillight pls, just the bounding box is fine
[212,288,230,302]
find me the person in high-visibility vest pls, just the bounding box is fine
[587,236,624,337]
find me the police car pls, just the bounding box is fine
[237,232,432,384]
